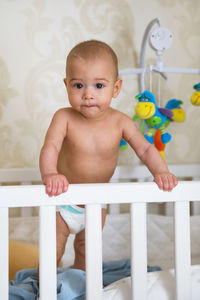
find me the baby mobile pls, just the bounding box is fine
[119,20,189,160]
[119,19,200,160]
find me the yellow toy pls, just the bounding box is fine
[191,83,200,106]
[9,240,39,280]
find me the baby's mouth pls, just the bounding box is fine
[83,104,96,108]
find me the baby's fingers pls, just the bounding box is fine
[56,177,69,195]
[168,174,178,191]
[44,175,69,196]
[46,179,53,196]
[154,173,178,192]
[154,176,164,190]
[173,174,178,187]
[163,174,178,191]
[160,175,174,191]
[57,179,66,195]
[154,175,170,191]
[63,179,69,193]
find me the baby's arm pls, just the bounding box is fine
[121,115,178,191]
[39,109,69,197]
[139,145,177,191]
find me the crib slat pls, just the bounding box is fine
[20,207,33,217]
[131,203,147,300]
[165,202,173,216]
[174,201,191,300]
[109,204,120,214]
[0,208,9,300]
[86,204,102,300]
[39,206,57,300]
[20,182,33,217]
[191,201,200,215]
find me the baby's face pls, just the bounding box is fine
[64,56,122,119]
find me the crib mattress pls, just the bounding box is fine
[103,265,200,300]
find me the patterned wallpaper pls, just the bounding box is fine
[0,0,200,168]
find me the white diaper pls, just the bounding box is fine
[58,204,107,234]
[58,205,85,234]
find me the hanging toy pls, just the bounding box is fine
[191,83,200,106]
[165,99,186,122]
[135,90,173,145]
[154,99,185,159]
[120,139,128,150]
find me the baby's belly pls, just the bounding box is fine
[58,157,117,184]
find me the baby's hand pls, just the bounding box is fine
[43,173,69,197]
[154,172,178,191]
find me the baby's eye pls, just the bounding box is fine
[95,83,104,89]
[74,83,83,89]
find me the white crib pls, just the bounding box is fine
[1,164,200,300]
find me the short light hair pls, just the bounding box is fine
[66,40,118,79]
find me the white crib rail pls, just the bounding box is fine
[1,164,200,218]
[0,181,200,300]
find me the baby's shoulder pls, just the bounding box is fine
[49,108,76,128]
[53,107,74,120]
[109,109,136,133]
[110,108,132,122]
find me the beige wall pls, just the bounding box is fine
[1,0,200,168]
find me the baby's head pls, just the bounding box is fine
[64,40,122,119]
[66,40,119,80]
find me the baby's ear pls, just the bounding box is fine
[63,78,67,88]
[113,78,122,98]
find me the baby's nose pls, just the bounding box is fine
[83,87,94,100]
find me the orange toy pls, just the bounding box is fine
[154,129,166,159]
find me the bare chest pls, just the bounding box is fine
[66,121,121,156]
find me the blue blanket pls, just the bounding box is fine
[9,259,161,300]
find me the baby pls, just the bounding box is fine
[39,40,178,271]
